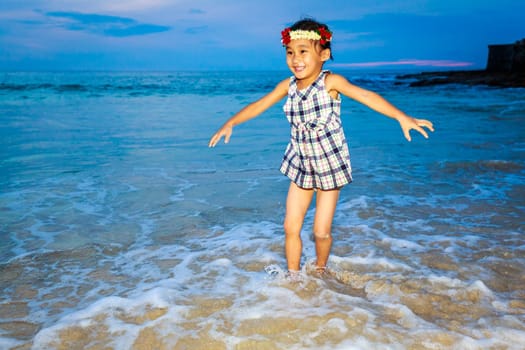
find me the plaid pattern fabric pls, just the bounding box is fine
[280,71,352,190]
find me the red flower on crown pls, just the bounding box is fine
[318,27,332,45]
[281,27,291,46]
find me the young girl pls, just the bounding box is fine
[209,18,434,276]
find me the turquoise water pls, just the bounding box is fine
[1,71,524,349]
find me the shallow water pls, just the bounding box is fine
[0,71,524,349]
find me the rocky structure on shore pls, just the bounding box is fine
[398,39,525,88]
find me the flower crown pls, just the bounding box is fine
[281,27,332,46]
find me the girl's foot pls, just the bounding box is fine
[286,269,303,282]
[315,266,327,276]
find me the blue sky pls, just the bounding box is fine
[1,0,523,71]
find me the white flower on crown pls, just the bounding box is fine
[289,30,322,41]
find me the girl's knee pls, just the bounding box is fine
[313,232,332,240]
[313,222,333,236]
[283,220,300,237]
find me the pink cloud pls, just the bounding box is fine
[333,59,474,68]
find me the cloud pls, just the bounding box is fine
[332,59,474,68]
[189,8,206,15]
[45,11,170,37]
[185,25,208,35]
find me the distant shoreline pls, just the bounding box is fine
[398,70,525,88]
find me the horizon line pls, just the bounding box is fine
[332,59,475,68]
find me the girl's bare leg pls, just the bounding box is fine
[283,182,314,271]
[313,188,340,269]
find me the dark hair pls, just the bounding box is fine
[289,18,333,60]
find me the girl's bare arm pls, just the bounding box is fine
[326,74,434,141]
[209,78,289,147]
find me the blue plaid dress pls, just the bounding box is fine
[280,70,352,190]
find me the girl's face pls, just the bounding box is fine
[285,39,330,85]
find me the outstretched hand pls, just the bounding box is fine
[208,124,233,147]
[398,116,434,141]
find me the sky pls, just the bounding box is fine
[1,0,524,71]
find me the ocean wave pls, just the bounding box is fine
[438,159,524,174]
[0,81,180,95]
[0,72,283,97]
[0,71,409,98]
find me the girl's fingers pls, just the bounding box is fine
[416,126,429,139]
[209,127,232,147]
[402,118,434,141]
[407,124,429,140]
[417,119,434,132]
[209,134,221,147]
[404,129,412,142]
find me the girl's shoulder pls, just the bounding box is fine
[324,73,355,92]
[275,77,292,91]
[324,72,346,85]
[263,77,291,100]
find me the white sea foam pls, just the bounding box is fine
[380,236,425,250]
[333,253,412,272]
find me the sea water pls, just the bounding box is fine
[0,70,524,349]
